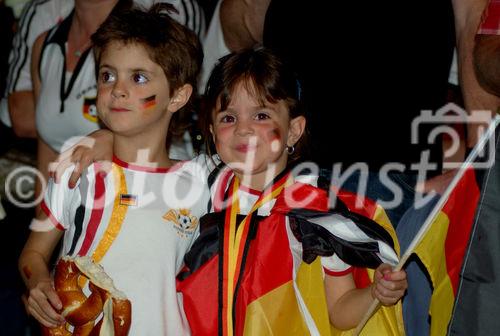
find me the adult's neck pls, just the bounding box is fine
[113,132,172,169]
[74,0,119,35]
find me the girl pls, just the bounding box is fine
[176,48,407,335]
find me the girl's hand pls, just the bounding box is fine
[371,263,407,306]
[26,278,65,328]
[49,130,114,188]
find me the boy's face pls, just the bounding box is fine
[96,41,173,137]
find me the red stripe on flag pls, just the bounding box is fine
[336,189,378,219]
[443,168,480,294]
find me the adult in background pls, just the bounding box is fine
[448,0,500,334]
[219,0,498,227]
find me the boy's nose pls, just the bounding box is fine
[111,81,128,99]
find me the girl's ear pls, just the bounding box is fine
[167,84,193,113]
[209,124,215,143]
[287,116,306,146]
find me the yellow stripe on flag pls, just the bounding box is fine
[413,211,455,336]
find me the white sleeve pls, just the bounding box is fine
[321,254,353,277]
[137,0,205,38]
[198,0,230,92]
[40,167,80,231]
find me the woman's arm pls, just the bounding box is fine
[36,138,58,217]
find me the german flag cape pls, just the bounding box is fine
[331,190,405,336]
[176,169,398,335]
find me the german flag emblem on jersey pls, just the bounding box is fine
[120,194,138,206]
[83,97,98,123]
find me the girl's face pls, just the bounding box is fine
[97,41,181,137]
[210,81,305,189]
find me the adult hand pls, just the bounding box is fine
[49,130,114,188]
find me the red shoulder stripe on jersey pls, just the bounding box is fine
[78,165,106,256]
[41,200,66,231]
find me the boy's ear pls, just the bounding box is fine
[287,116,306,147]
[167,84,193,113]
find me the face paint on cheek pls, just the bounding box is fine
[141,95,156,111]
[269,128,282,153]
[22,266,32,280]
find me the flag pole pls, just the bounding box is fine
[353,115,499,336]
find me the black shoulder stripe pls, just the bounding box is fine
[189,0,196,33]
[180,0,189,27]
[206,161,226,213]
[8,0,52,92]
[38,27,55,84]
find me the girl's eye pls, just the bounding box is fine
[255,112,270,121]
[100,71,115,83]
[220,115,235,123]
[133,73,148,84]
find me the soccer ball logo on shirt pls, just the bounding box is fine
[83,97,98,123]
[162,209,199,237]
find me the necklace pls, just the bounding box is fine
[73,40,90,57]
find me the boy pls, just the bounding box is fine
[18,4,206,335]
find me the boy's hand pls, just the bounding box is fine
[27,278,65,328]
[49,130,114,188]
[371,263,407,306]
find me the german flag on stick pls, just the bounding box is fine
[354,115,500,335]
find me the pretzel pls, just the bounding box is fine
[42,256,131,336]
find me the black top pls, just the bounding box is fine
[263,0,455,172]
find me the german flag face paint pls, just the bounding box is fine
[269,127,282,153]
[141,95,156,111]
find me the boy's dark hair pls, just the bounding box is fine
[91,3,203,139]
[202,47,308,162]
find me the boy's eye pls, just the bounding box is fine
[133,73,148,84]
[255,112,270,121]
[220,115,235,123]
[100,71,115,83]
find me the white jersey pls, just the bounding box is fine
[199,0,230,92]
[42,155,212,335]
[1,0,205,128]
